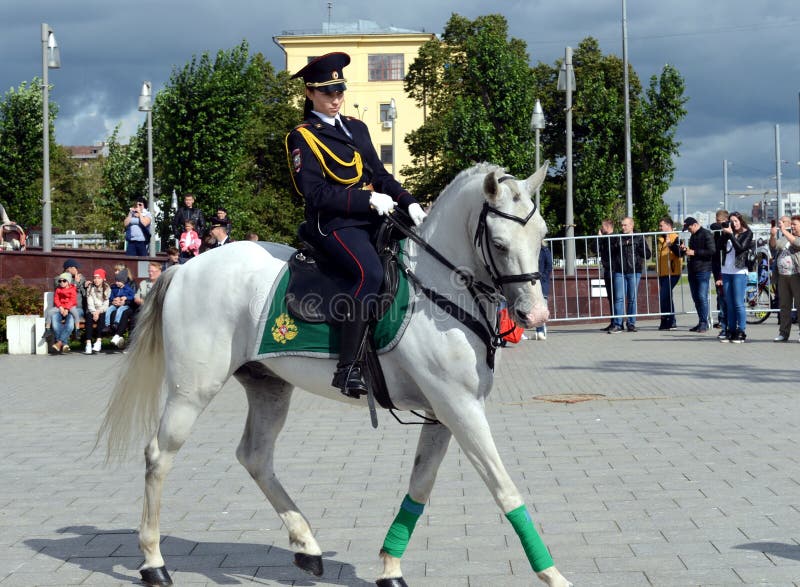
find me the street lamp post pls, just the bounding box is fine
[558,47,577,276]
[622,0,633,217]
[388,98,397,174]
[139,81,155,256]
[41,23,60,252]
[530,99,545,210]
[722,159,729,211]
[775,124,784,217]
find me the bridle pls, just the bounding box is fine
[474,175,542,289]
[385,178,543,369]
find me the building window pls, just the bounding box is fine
[369,54,404,81]
[380,145,393,165]
[379,103,392,123]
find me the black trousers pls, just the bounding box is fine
[319,226,383,304]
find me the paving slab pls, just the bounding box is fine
[2,319,800,585]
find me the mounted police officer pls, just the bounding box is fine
[285,52,426,398]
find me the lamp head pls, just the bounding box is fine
[530,99,545,131]
[47,31,61,69]
[138,81,152,112]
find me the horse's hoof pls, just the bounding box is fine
[294,552,324,576]
[140,565,173,586]
[376,578,409,587]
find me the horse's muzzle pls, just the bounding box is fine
[515,305,549,329]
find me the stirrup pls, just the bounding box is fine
[332,363,368,398]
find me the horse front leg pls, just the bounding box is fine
[431,397,572,587]
[378,418,451,587]
[234,367,323,577]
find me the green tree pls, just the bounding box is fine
[532,38,687,234]
[234,54,305,243]
[406,23,687,236]
[152,41,261,237]
[0,79,56,228]
[403,14,538,204]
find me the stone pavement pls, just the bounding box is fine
[1,319,800,586]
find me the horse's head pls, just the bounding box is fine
[477,164,549,328]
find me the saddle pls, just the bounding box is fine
[286,221,402,324]
[283,218,408,416]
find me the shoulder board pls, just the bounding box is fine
[293,123,311,130]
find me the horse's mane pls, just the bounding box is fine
[428,163,504,213]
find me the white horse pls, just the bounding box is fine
[98,162,572,587]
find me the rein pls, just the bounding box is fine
[385,196,541,369]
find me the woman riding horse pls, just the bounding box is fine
[285,52,426,399]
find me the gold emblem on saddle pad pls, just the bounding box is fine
[272,313,298,344]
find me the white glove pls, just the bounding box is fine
[407,202,427,226]
[369,192,396,216]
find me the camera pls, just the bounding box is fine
[720,221,730,228]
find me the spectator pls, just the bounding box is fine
[656,216,682,330]
[163,246,181,269]
[112,263,134,287]
[245,232,259,242]
[770,215,800,342]
[134,261,163,307]
[105,271,135,348]
[718,211,754,343]
[45,258,85,338]
[597,219,615,331]
[83,268,110,354]
[709,209,729,337]
[179,219,201,261]
[172,193,205,242]
[51,272,76,353]
[678,217,716,333]
[215,207,232,234]
[533,243,553,340]
[608,217,651,333]
[208,217,233,247]
[124,197,152,256]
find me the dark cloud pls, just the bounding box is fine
[2,0,799,214]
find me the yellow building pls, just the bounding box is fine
[274,21,436,182]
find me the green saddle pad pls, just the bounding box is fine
[256,255,412,359]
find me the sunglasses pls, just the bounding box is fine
[58,279,68,283]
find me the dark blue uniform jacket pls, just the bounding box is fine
[286,114,416,237]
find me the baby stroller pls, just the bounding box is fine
[745,241,772,324]
[0,222,27,251]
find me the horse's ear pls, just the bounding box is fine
[525,161,549,196]
[483,171,500,202]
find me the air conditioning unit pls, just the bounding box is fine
[382,120,393,129]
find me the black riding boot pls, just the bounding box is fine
[332,311,370,398]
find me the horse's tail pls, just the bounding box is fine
[96,266,176,463]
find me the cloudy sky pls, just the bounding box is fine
[2,0,799,219]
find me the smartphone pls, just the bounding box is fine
[771,219,776,228]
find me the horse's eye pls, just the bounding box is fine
[492,239,509,252]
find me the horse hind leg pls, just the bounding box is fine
[139,383,221,586]
[233,363,323,577]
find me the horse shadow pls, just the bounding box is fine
[24,525,373,586]
[735,541,800,562]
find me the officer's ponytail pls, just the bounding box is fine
[303,97,313,119]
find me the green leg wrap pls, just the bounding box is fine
[381,494,425,558]
[505,504,554,572]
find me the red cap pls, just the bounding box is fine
[93,268,106,280]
